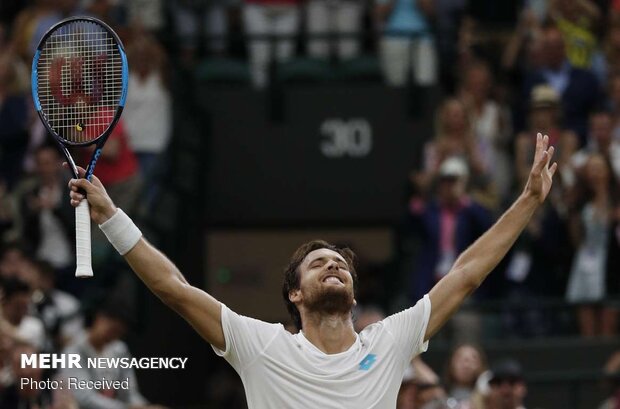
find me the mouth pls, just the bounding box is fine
[321,275,344,285]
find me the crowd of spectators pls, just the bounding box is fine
[396,0,620,340]
[0,1,172,408]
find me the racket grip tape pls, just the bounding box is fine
[75,200,94,278]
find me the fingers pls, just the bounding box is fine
[62,162,105,188]
[533,150,548,174]
[68,178,95,196]
[532,133,555,175]
[549,162,558,177]
[88,173,104,189]
[534,133,550,164]
[534,133,542,162]
[62,162,86,177]
[68,178,92,207]
[547,145,555,165]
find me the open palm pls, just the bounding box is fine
[524,133,558,204]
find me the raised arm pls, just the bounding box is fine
[424,133,557,340]
[67,168,225,350]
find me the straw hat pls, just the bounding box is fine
[530,84,560,109]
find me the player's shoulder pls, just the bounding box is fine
[358,320,391,345]
[222,304,291,339]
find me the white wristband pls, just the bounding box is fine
[98,208,142,256]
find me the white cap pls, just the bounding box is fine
[439,156,469,179]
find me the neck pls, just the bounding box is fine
[300,312,356,354]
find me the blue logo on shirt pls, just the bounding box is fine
[359,354,377,371]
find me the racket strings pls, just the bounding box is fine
[37,20,123,144]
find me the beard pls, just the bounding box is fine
[304,284,355,316]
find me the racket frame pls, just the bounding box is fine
[31,16,129,277]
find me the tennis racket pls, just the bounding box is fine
[31,17,128,278]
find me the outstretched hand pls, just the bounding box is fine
[524,133,558,204]
[64,163,117,225]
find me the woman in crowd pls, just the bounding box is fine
[412,98,491,205]
[459,61,513,205]
[444,343,488,405]
[566,153,619,337]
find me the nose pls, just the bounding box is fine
[326,260,339,271]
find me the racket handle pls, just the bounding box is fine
[75,200,94,278]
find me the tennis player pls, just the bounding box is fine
[67,134,556,408]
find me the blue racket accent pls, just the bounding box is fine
[119,47,129,107]
[31,50,41,111]
[85,148,103,182]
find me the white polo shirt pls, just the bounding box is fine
[213,295,431,409]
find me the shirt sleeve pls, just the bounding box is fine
[211,304,283,372]
[381,294,431,362]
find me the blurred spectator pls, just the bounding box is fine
[0,317,17,392]
[599,350,620,409]
[501,201,573,336]
[17,0,81,61]
[0,178,15,242]
[483,358,527,409]
[171,0,231,63]
[514,85,579,191]
[412,98,493,207]
[608,72,620,136]
[523,0,550,22]
[61,300,164,409]
[83,0,128,29]
[502,7,544,76]
[126,0,165,34]
[14,144,74,279]
[0,277,46,351]
[566,153,619,337]
[444,343,487,404]
[125,32,172,180]
[30,259,83,351]
[398,357,448,409]
[571,110,620,181]
[11,1,59,62]
[374,0,437,87]
[459,61,513,201]
[0,341,77,409]
[0,241,29,279]
[521,23,601,142]
[0,52,29,191]
[597,19,620,87]
[548,0,601,70]
[305,0,363,61]
[405,157,493,302]
[434,0,467,92]
[242,0,300,88]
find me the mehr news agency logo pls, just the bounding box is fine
[19,353,188,391]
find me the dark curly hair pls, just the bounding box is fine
[281,240,357,331]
